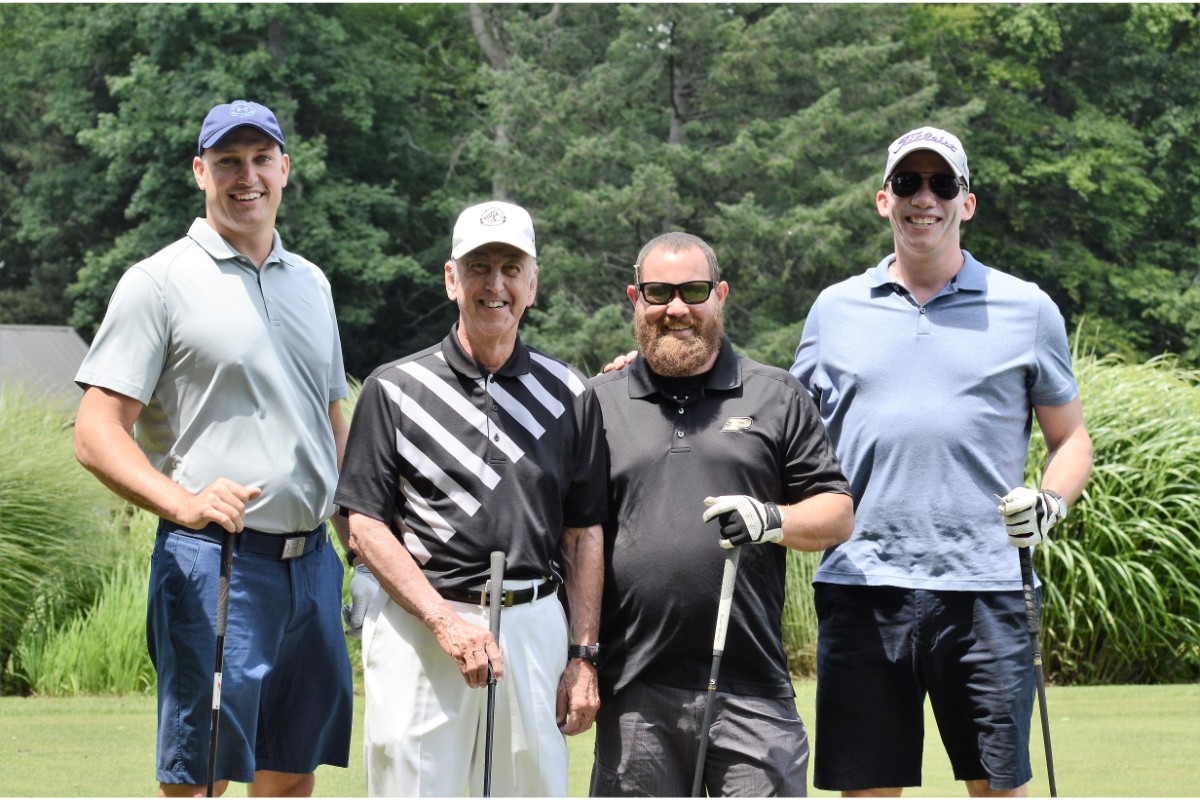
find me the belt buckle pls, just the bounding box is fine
[280,536,306,560]
[481,581,515,608]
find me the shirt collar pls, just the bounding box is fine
[187,218,285,269]
[627,336,741,400]
[868,249,988,293]
[441,323,531,380]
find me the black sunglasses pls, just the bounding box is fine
[887,172,966,201]
[637,280,716,305]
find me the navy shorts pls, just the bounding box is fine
[813,584,1035,792]
[590,680,809,797]
[148,520,353,785]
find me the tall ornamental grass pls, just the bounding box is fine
[1035,355,1200,684]
[0,385,124,693]
[16,547,155,695]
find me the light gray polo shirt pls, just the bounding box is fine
[76,218,348,533]
[791,250,1078,591]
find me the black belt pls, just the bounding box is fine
[440,579,557,607]
[168,520,326,560]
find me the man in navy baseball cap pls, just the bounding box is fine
[75,93,353,796]
[197,99,286,155]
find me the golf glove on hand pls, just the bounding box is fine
[997,487,1067,548]
[342,563,380,639]
[702,495,785,549]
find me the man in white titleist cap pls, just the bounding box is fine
[790,126,1093,795]
[336,200,607,796]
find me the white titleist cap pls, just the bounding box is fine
[451,201,536,260]
[883,127,969,189]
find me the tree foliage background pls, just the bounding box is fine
[2,3,1198,377]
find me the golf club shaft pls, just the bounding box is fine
[1019,547,1058,797]
[483,550,506,798]
[206,531,234,797]
[691,546,742,798]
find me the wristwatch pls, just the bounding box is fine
[567,643,602,665]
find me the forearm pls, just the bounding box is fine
[74,390,192,522]
[778,491,854,552]
[347,511,457,634]
[560,524,603,643]
[1041,426,1094,505]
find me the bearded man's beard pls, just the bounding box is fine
[634,303,724,377]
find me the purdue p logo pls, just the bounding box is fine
[721,417,753,433]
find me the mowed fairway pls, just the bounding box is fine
[1,682,1196,796]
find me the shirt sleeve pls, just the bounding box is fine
[789,299,823,404]
[334,372,401,524]
[74,267,168,403]
[562,384,608,528]
[782,373,851,504]
[1030,290,1079,407]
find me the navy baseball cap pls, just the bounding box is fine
[196,100,286,155]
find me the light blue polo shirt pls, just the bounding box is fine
[76,219,348,534]
[790,250,1078,590]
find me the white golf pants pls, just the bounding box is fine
[361,582,569,797]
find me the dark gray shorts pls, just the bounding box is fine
[813,583,1035,792]
[589,680,809,797]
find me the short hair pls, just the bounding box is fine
[633,232,720,283]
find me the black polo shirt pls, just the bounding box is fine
[590,338,849,698]
[336,325,607,592]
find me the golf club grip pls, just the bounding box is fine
[711,547,742,654]
[1018,547,1058,797]
[488,551,505,640]
[216,533,234,636]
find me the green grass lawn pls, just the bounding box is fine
[2,682,1196,796]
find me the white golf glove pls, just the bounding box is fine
[342,563,380,639]
[997,487,1067,548]
[702,495,785,550]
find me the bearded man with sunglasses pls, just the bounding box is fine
[588,232,854,796]
[790,127,1093,796]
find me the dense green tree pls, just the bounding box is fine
[1,4,485,377]
[2,4,1198,374]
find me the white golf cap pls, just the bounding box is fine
[451,201,536,260]
[883,127,970,189]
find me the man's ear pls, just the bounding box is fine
[193,156,207,191]
[444,260,458,302]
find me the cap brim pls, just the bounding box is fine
[451,234,536,261]
[198,123,285,154]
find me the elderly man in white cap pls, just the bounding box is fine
[335,201,607,796]
[790,127,1093,796]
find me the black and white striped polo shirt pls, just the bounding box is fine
[336,325,607,592]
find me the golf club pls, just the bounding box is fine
[483,550,506,798]
[1019,546,1058,797]
[691,546,743,798]
[206,530,235,797]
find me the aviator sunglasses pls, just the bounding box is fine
[637,280,716,305]
[887,172,966,201]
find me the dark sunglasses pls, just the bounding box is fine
[887,172,966,200]
[637,280,716,305]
